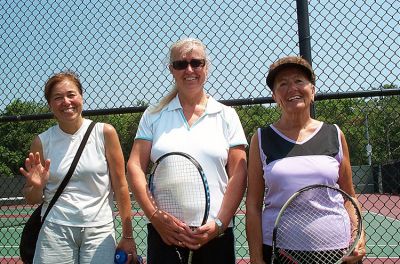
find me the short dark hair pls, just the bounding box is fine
[44,71,82,103]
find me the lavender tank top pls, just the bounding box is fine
[258,123,346,247]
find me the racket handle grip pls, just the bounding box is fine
[136,255,144,264]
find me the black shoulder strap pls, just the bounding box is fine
[42,121,96,221]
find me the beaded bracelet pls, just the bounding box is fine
[123,235,134,239]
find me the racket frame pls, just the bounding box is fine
[272,184,363,264]
[148,152,211,264]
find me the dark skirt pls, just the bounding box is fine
[147,223,235,264]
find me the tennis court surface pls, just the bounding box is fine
[1,194,400,263]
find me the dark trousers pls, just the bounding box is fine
[147,224,235,264]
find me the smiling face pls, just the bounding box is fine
[169,42,208,96]
[272,66,315,114]
[48,80,83,123]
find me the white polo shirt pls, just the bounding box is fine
[136,94,247,222]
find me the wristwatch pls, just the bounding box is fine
[215,218,224,237]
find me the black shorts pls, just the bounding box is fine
[147,223,235,264]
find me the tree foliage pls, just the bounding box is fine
[0,100,55,177]
[0,89,398,178]
[91,112,143,160]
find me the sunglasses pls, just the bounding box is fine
[171,59,206,70]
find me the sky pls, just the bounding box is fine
[0,0,398,112]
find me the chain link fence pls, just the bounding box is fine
[1,0,399,263]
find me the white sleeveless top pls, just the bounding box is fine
[39,119,114,227]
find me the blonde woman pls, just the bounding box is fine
[127,38,247,264]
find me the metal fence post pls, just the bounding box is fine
[296,0,315,118]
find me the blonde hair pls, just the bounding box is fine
[150,38,210,113]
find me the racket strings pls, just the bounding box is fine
[151,155,207,226]
[277,248,346,264]
[274,187,361,264]
[277,198,350,248]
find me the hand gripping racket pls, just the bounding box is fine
[272,184,363,264]
[148,152,211,264]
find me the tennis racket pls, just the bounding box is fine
[272,184,363,264]
[148,152,211,264]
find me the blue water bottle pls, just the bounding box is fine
[114,249,128,264]
[114,249,143,264]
